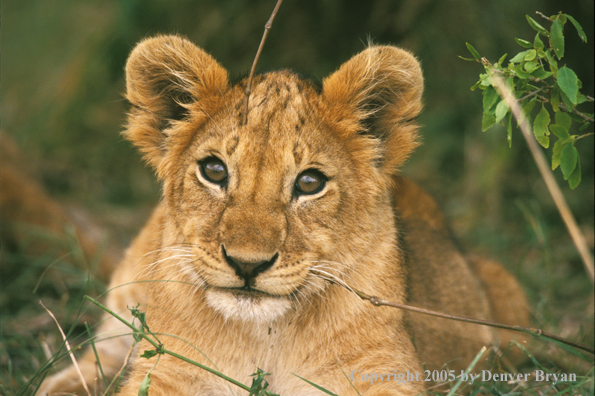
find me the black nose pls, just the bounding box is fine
[222,246,278,283]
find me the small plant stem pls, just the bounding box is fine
[486,68,595,285]
[341,284,594,354]
[84,296,254,393]
[84,322,108,392]
[242,0,283,125]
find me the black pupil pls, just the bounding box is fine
[297,172,322,194]
[203,159,227,183]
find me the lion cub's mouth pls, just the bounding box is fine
[214,286,283,300]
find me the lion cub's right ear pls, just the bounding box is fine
[124,35,229,172]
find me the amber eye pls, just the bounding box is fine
[199,157,228,185]
[295,170,326,195]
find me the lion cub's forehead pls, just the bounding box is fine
[242,71,321,140]
[217,71,325,160]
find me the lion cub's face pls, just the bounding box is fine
[124,36,423,323]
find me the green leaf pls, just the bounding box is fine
[545,50,558,74]
[566,14,587,42]
[510,50,532,63]
[568,158,581,189]
[551,139,569,170]
[536,48,547,58]
[533,33,545,49]
[557,67,579,104]
[522,97,537,115]
[139,372,151,396]
[524,49,537,61]
[560,90,575,111]
[141,350,158,359]
[482,86,499,113]
[470,79,481,91]
[550,125,570,140]
[514,64,531,79]
[533,105,551,148]
[497,53,508,66]
[555,111,572,130]
[482,112,496,132]
[579,122,590,131]
[530,67,553,80]
[458,55,477,62]
[521,97,537,126]
[555,13,567,24]
[526,15,549,36]
[479,73,491,87]
[515,38,533,48]
[495,100,509,124]
[466,43,481,60]
[550,17,565,59]
[560,142,578,179]
[523,61,539,72]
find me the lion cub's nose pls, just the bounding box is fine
[223,246,278,282]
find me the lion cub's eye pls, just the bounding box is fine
[199,157,228,185]
[295,170,327,195]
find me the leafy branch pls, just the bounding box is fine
[463,11,593,189]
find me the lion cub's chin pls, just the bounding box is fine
[205,288,292,323]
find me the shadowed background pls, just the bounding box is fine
[1,0,593,392]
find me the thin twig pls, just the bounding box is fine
[241,0,283,126]
[535,11,552,23]
[518,87,547,103]
[484,62,595,284]
[335,283,594,354]
[40,301,92,396]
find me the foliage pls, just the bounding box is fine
[464,12,594,189]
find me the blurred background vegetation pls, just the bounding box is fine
[1,0,593,393]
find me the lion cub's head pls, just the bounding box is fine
[124,35,423,323]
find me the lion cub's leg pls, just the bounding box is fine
[467,255,530,362]
[393,176,529,370]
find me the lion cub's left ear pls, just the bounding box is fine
[322,46,423,174]
[124,35,229,172]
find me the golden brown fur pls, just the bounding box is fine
[36,35,528,396]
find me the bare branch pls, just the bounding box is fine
[330,282,595,355]
[242,0,284,126]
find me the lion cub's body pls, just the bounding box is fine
[37,36,527,396]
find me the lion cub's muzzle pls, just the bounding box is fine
[222,245,278,285]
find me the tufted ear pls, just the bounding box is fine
[124,35,229,171]
[322,45,423,174]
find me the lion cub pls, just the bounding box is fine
[37,35,528,395]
